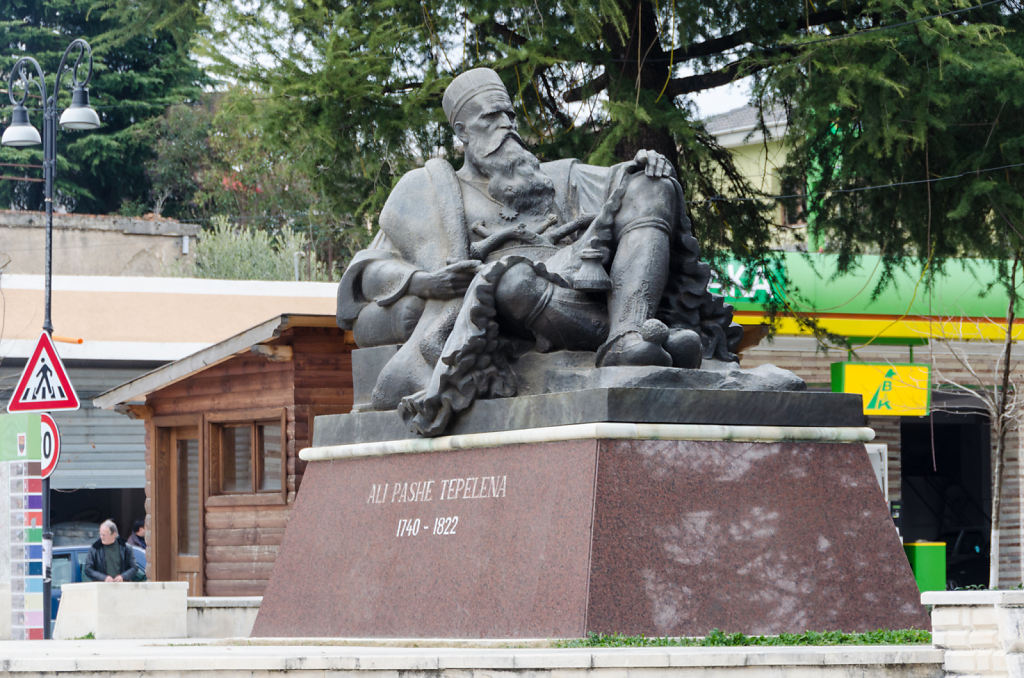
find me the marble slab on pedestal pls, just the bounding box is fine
[331,347,836,444]
[314,387,865,446]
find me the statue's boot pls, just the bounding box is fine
[665,328,702,368]
[596,209,674,367]
[597,320,672,367]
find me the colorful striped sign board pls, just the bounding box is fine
[1,413,44,640]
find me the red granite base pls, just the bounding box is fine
[253,438,928,638]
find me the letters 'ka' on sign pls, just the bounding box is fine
[7,332,80,413]
[831,362,930,416]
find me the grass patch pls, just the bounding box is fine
[556,628,932,648]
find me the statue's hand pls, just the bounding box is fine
[408,260,479,299]
[633,149,676,178]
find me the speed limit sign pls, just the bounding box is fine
[40,413,61,479]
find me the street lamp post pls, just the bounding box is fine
[2,38,100,639]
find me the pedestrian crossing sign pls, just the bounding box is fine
[6,332,80,412]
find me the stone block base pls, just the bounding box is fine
[53,582,188,639]
[187,596,261,638]
[254,426,927,638]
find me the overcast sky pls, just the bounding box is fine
[693,77,752,119]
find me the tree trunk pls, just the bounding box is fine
[603,0,681,169]
[989,251,1019,588]
[990,426,1004,588]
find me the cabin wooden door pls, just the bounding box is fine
[169,425,203,595]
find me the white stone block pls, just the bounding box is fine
[933,607,964,629]
[998,606,1024,654]
[934,629,972,649]
[970,607,1000,629]
[53,581,188,639]
[186,596,261,638]
[944,649,984,674]
[969,629,1001,648]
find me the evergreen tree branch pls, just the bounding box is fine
[480,17,528,48]
[564,72,610,102]
[667,6,856,62]
[537,71,574,127]
[665,56,772,96]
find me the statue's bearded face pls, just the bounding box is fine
[457,93,556,217]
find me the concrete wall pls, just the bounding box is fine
[0,211,198,277]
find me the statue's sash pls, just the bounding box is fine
[424,158,468,261]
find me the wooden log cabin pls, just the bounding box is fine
[94,314,355,596]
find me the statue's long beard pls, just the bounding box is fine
[469,135,556,217]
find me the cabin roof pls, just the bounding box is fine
[93,313,344,411]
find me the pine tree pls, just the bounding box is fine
[92,0,1024,275]
[767,0,1024,276]
[0,0,206,214]
[184,0,1022,273]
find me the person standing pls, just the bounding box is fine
[84,519,138,582]
[126,519,146,550]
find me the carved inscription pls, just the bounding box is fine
[366,474,507,538]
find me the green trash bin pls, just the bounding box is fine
[903,541,946,591]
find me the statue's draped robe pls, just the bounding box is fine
[339,157,741,434]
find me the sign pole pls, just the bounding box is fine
[40,94,53,640]
[38,413,60,639]
[39,94,54,638]
[42,476,51,638]
[40,92,53,637]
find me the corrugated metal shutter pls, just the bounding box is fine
[0,364,156,490]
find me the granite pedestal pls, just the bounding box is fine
[254,394,929,638]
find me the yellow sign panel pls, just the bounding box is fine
[831,363,931,416]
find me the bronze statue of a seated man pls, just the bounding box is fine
[338,67,741,435]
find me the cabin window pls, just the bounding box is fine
[209,412,286,499]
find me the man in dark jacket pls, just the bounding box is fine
[84,519,138,582]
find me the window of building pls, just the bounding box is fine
[209,411,285,501]
[778,174,807,228]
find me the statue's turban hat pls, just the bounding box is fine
[442,68,509,126]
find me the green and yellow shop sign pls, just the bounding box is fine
[831,362,930,416]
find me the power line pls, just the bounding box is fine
[0,175,43,183]
[697,160,1024,206]
[569,0,1010,65]
[785,0,1007,49]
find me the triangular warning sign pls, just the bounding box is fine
[7,332,80,412]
